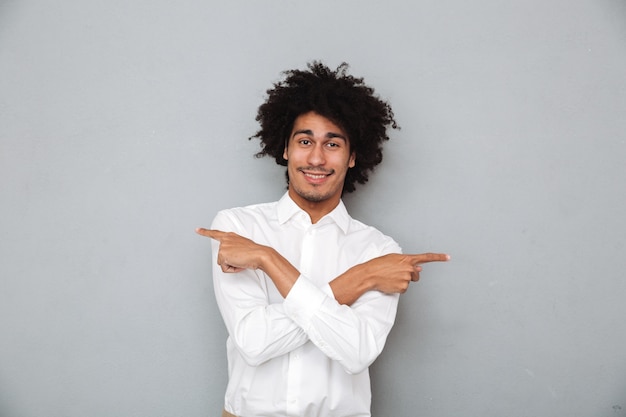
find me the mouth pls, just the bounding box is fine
[299,168,334,184]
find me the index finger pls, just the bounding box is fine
[195,228,226,241]
[407,253,451,265]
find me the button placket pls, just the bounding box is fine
[299,227,316,277]
[285,348,302,415]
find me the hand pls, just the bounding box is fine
[197,227,300,297]
[363,253,450,294]
[196,228,268,273]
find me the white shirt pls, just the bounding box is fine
[210,193,401,417]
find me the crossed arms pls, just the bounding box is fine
[196,228,449,306]
[197,215,448,374]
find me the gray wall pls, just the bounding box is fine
[1,0,625,416]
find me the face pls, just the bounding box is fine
[283,111,356,214]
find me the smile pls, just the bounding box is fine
[299,168,333,176]
[305,173,329,179]
[299,168,334,183]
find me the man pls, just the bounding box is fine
[197,62,449,417]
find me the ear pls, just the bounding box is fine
[348,152,356,168]
[282,146,289,161]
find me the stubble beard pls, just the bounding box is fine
[291,182,336,203]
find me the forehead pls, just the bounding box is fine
[290,112,347,137]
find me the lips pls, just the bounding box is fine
[305,173,328,179]
[300,168,333,184]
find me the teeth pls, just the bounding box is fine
[306,173,327,179]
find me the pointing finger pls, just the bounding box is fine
[407,253,450,265]
[195,228,227,241]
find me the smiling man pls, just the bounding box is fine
[197,62,449,417]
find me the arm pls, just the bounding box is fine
[201,228,448,305]
[205,212,309,367]
[281,247,449,374]
[198,223,449,373]
[330,252,450,305]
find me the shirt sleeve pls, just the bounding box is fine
[282,240,401,375]
[210,210,309,367]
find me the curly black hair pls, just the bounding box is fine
[250,61,399,193]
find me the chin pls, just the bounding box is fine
[299,191,331,203]
[293,186,337,204]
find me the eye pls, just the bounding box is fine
[298,139,311,146]
[326,141,340,148]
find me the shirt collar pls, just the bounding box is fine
[277,192,351,234]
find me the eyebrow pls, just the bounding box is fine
[291,129,348,141]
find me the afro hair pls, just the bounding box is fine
[250,61,399,193]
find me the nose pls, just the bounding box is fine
[307,143,325,166]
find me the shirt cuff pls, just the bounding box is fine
[283,275,326,329]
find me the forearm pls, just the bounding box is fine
[222,301,310,366]
[212,248,309,365]
[259,245,375,306]
[284,277,399,374]
[328,262,376,306]
[256,252,397,373]
[257,246,301,299]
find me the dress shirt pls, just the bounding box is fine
[210,192,402,417]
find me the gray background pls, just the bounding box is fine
[1,0,625,416]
